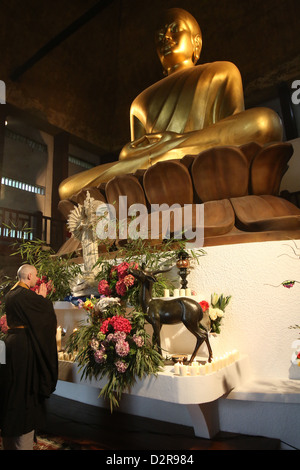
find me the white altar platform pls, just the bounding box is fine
[57,354,251,439]
[53,239,300,449]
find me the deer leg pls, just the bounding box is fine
[151,321,162,355]
[189,335,205,364]
[183,322,211,364]
[205,335,213,362]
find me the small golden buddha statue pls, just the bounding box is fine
[59,8,282,200]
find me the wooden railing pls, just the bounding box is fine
[0,207,66,250]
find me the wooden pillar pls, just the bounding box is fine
[51,131,69,250]
[0,105,8,192]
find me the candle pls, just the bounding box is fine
[232,349,240,361]
[185,288,191,296]
[179,364,188,376]
[164,289,170,297]
[198,364,205,375]
[180,289,185,296]
[223,353,229,366]
[173,289,179,297]
[219,356,225,368]
[56,326,62,351]
[174,362,181,375]
[204,362,212,374]
[190,363,199,375]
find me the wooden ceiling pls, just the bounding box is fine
[1,0,300,162]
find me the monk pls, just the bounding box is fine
[0,264,58,450]
[59,8,282,200]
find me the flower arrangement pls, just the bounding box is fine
[67,295,163,411]
[200,293,231,335]
[97,261,139,305]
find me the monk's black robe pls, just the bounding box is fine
[0,283,58,437]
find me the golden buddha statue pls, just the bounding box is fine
[59,8,282,201]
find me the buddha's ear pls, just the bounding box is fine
[193,34,202,64]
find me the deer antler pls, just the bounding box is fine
[151,265,173,276]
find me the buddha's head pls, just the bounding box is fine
[155,8,202,75]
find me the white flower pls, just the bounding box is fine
[90,338,99,350]
[211,293,219,306]
[209,308,218,321]
[96,297,120,312]
[215,308,224,318]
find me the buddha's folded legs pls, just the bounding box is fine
[59,107,282,200]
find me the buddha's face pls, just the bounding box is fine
[155,13,201,73]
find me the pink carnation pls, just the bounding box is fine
[115,360,128,373]
[94,349,106,364]
[115,340,130,357]
[112,331,127,342]
[133,334,144,347]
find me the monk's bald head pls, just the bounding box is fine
[17,264,38,287]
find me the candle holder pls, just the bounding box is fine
[176,250,190,289]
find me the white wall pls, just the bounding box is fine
[160,239,300,379]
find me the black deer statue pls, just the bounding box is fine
[129,264,213,364]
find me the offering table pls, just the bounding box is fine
[58,354,251,439]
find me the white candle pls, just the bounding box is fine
[233,349,239,361]
[180,289,185,296]
[164,289,170,297]
[190,364,199,375]
[204,362,212,374]
[198,364,205,375]
[173,289,179,297]
[56,326,62,351]
[174,362,181,375]
[185,288,191,296]
[219,356,225,368]
[179,364,187,376]
[215,357,222,371]
[223,353,229,366]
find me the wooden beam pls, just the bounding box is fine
[10,0,115,81]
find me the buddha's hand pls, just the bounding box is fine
[119,131,186,160]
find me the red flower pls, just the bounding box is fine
[123,274,135,287]
[31,277,54,296]
[98,279,112,296]
[100,315,132,334]
[200,300,209,312]
[297,352,300,360]
[116,262,130,279]
[0,314,8,334]
[115,280,127,296]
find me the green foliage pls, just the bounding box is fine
[10,238,82,301]
[94,238,206,306]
